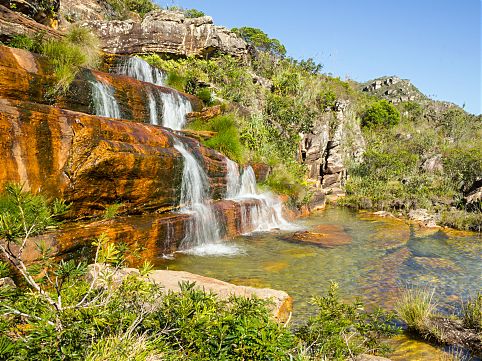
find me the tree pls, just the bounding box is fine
[361,100,400,128]
[232,27,286,57]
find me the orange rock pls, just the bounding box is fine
[186,105,222,122]
[290,224,352,248]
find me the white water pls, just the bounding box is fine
[174,139,239,256]
[147,90,159,125]
[225,161,296,233]
[91,80,121,118]
[160,92,192,130]
[117,57,165,86]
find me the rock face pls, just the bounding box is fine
[0,0,59,28]
[0,4,62,41]
[360,76,427,104]
[300,100,365,192]
[82,10,248,58]
[0,97,230,218]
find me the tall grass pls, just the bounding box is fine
[462,292,482,330]
[395,287,436,333]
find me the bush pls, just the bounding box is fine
[462,292,482,330]
[361,100,401,128]
[296,282,399,359]
[395,287,436,333]
[107,0,158,18]
[183,8,205,18]
[232,27,286,57]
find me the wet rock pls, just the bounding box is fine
[250,163,271,182]
[82,10,248,58]
[186,105,222,122]
[290,224,352,248]
[413,256,461,272]
[408,209,439,228]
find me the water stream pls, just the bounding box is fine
[91,80,121,118]
[116,56,166,86]
[173,139,239,256]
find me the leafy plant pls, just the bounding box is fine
[103,203,123,220]
[232,27,286,57]
[361,99,400,128]
[296,282,399,359]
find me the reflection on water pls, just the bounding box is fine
[158,207,482,359]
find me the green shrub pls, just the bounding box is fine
[107,0,158,18]
[7,34,44,53]
[462,292,482,330]
[195,87,213,105]
[361,100,401,128]
[232,27,286,57]
[296,282,399,359]
[395,287,436,333]
[103,203,123,220]
[183,8,205,18]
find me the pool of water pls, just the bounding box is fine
[159,207,481,320]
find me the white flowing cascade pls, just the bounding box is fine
[174,139,239,256]
[116,56,165,86]
[160,92,192,130]
[226,159,295,233]
[91,80,121,118]
[116,56,192,129]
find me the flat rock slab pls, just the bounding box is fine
[289,224,352,248]
[148,270,293,323]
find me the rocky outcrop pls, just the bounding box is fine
[60,0,116,23]
[360,76,427,104]
[0,4,62,41]
[82,10,248,58]
[0,0,59,28]
[300,100,365,191]
[0,97,227,218]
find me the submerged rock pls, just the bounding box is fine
[290,224,352,248]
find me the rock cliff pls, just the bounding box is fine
[300,100,365,192]
[81,10,248,58]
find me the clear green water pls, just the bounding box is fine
[158,207,482,321]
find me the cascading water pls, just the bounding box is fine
[116,56,165,86]
[174,139,239,256]
[115,56,192,129]
[225,159,295,233]
[160,92,192,130]
[91,80,121,118]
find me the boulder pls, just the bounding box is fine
[421,154,443,173]
[408,209,439,228]
[250,163,271,183]
[464,178,482,211]
[86,264,292,322]
[289,224,352,248]
[82,10,248,58]
[0,277,16,288]
[186,105,222,122]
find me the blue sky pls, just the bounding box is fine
[159,1,481,114]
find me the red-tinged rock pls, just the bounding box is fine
[289,224,352,248]
[0,97,228,218]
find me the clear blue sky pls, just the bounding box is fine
[159,0,481,114]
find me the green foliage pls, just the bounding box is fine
[6,27,99,97]
[188,114,245,163]
[361,100,401,128]
[183,8,205,18]
[395,287,436,333]
[195,87,214,105]
[462,292,482,330]
[103,203,123,220]
[296,282,399,359]
[439,209,482,232]
[107,0,158,18]
[0,184,68,243]
[232,27,286,57]
[7,33,44,53]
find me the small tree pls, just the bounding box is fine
[232,27,286,57]
[361,100,401,128]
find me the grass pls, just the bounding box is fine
[187,114,245,163]
[7,26,99,97]
[462,292,482,330]
[103,203,123,220]
[395,287,436,333]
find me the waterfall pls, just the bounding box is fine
[225,161,295,232]
[115,56,191,129]
[147,90,159,125]
[160,92,192,130]
[174,138,239,256]
[91,80,121,118]
[116,56,165,86]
